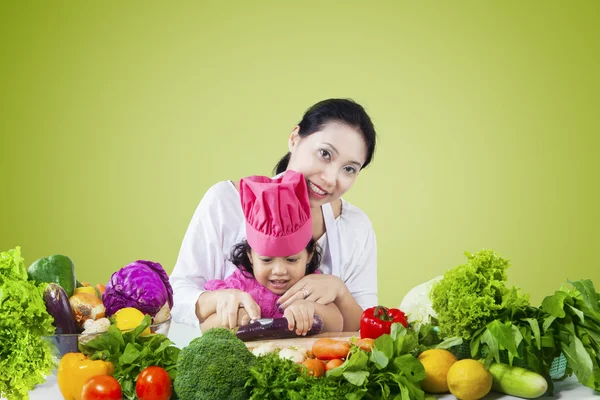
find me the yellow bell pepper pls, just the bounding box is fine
[57,352,114,400]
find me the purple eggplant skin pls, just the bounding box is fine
[236,314,324,342]
[44,282,78,334]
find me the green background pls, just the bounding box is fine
[1,1,598,308]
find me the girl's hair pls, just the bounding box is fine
[230,238,322,278]
[274,98,377,175]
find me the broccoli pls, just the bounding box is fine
[174,327,256,400]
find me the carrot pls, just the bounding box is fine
[95,283,106,295]
[311,338,351,360]
[356,338,375,352]
[302,358,325,377]
[325,358,344,371]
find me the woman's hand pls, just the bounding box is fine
[278,274,345,310]
[283,300,315,336]
[198,289,261,329]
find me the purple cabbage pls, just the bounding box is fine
[103,260,174,317]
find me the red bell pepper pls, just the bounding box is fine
[359,306,408,339]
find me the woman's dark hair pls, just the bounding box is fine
[230,239,322,279]
[274,98,377,175]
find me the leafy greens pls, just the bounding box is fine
[79,314,180,400]
[540,279,600,392]
[0,246,56,400]
[430,249,530,340]
[247,323,435,400]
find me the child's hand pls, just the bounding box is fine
[283,300,316,336]
[213,289,261,329]
[237,307,252,327]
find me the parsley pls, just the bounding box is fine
[247,352,362,399]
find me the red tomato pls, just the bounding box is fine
[136,366,173,400]
[81,375,122,400]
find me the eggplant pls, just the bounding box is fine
[44,282,78,334]
[236,315,324,342]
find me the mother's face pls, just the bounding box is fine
[287,121,368,209]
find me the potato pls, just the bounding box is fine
[69,292,106,327]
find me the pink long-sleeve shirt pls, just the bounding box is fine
[204,268,322,318]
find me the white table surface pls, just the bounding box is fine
[24,322,599,399]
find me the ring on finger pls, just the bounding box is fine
[301,288,309,299]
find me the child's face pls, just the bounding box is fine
[248,248,312,295]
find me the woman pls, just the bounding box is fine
[170,98,378,331]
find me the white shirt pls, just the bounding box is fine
[169,180,378,327]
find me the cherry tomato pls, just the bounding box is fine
[136,366,173,400]
[81,375,122,400]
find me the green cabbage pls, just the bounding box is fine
[0,246,55,399]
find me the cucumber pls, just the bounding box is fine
[489,362,548,399]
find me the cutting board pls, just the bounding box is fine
[244,331,358,350]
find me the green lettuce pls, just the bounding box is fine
[430,249,529,340]
[0,247,56,399]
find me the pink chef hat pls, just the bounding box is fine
[239,170,312,257]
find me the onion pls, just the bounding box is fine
[69,292,105,327]
[278,348,306,364]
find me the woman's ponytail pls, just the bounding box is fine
[273,152,291,175]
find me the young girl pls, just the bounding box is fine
[198,170,344,335]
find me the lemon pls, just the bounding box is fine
[447,359,492,400]
[418,349,457,393]
[114,307,151,335]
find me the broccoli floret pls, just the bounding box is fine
[174,327,256,400]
